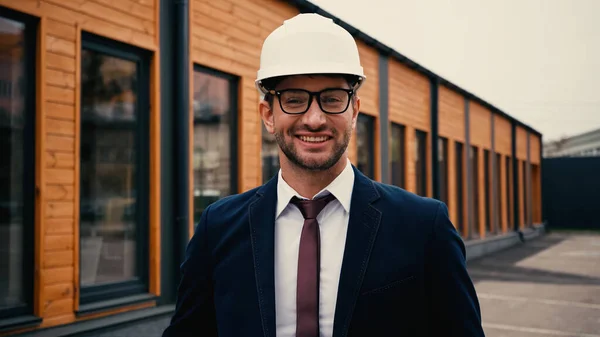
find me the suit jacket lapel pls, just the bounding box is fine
[333,166,382,337]
[249,176,278,337]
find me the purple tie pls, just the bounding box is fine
[290,193,336,337]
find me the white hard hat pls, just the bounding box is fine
[255,13,366,94]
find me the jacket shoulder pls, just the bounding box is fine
[372,181,444,214]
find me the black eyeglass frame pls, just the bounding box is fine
[268,87,355,115]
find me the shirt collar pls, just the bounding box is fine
[276,159,355,219]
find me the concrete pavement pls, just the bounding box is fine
[75,231,600,336]
[470,231,600,337]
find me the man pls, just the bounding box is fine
[163,13,485,337]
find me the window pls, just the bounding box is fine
[0,9,36,320]
[261,123,280,183]
[484,149,491,234]
[79,33,151,305]
[390,123,405,188]
[415,130,428,196]
[522,160,528,227]
[470,146,479,238]
[455,142,465,237]
[496,153,503,232]
[356,114,374,179]
[192,65,238,224]
[505,156,511,228]
[438,137,448,205]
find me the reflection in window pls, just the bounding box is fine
[415,130,427,196]
[439,137,448,205]
[79,35,149,303]
[356,114,374,179]
[0,13,34,319]
[390,123,405,188]
[192,66,237,225]
[262,123,279,183]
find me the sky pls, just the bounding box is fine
[308,0,600,142]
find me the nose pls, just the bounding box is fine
[301,96,326,128]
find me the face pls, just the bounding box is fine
[260,75,360,171]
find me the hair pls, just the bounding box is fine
[262,74,360,109]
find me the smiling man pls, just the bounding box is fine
[163,13,485,337]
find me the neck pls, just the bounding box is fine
[279,155,348,199]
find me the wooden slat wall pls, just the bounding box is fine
[388,59,430,194]
[439,85,465,142]
[349,40,380,172]
[468,101,491,238]
[0,0,160,335]
[190,0,298,193]
[350,40,380,179]
[469,101,491,149]
[438,85,466,229]
[356,40,379,116]
[494,114,512,156]
[516,126,528,161]
[530,133,541,165]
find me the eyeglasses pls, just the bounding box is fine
[268,88,354,114]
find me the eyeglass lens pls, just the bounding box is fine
[280,89,349,114]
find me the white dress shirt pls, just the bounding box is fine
[274,159,355,337]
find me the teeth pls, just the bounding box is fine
[299,136,328,143]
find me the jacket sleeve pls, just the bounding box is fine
[162,205,218,337]
[426,202,486,337]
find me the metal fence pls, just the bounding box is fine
[542,156,600,230]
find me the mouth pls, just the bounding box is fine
[296,135,331,144]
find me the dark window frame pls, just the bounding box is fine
[78,32,151,306]
[505,155,511,228]
[455,142,464,237]
[415,129,428,196]
[471,145,480,238]
[191,63,239,202]
[0,7,38,321]
[484,149,491,234]
[438,137,449,205]
[357,114,375,179]
[496,153,502,233]
[390,122,405,188]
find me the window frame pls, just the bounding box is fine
[0,6,38,321]
[415,129,428,196]
[78,32,151,306]
[455,142,465,237]
[390,122,405,188]
[191,64,239,212]
[470,145,480,238]
[484,149,491,234]
[357,114,375,179]
[438,137,449,205]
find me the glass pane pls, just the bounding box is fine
[391,124,404,188]
[0,16,26,311]
[192,70,233,225]
[262,123,280,183]
[80,49,139,287]
[356,115,373,179]
[415,131,427,196]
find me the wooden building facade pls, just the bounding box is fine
[0,0,543,335]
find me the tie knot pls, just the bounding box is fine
[290,193,336,220]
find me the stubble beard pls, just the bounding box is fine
[274,124,352,171]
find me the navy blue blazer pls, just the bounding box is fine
[162,166,485,337]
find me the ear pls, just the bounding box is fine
[351,95,360,130]
[259,99,275,134]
